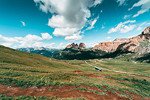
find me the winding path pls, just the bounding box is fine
[85,60,150,78]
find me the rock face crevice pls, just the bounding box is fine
[92,26,150,53]
[66,43,86,49]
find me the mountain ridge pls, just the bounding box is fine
[92,26,150,53]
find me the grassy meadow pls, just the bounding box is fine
[0,45,150,100]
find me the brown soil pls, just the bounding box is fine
[73,71,83,74]
[0,84,149,100]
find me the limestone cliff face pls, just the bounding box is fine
[92,41,124,52]
[66,43,86,49]
[79,43,86,49]
[92,26,150,52]
[142,26,150,34]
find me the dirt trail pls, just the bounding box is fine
[0,84,147,100]
[85,61,150,78]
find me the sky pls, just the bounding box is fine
[0,0,150,49]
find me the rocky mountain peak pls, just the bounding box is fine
[66,43,86,49]
[142,26,150,34]
[79,43,86,49]
[92,26,150,53]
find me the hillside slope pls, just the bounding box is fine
[0,45,150,100]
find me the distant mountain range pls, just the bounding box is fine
[16,47,61,57]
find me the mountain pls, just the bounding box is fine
[52,48,107,60]
[16,47,61,57]
[92,26,150,53]
[1,44,149,100]
[66,43,86,49]
[17,47,53,52]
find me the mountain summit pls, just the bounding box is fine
[92,26,150,53]
[66,43,86,49]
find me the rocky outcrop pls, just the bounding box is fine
[66,43,86,49]
[79,43,86,49]
[92,26,150,53]
[142,26,150,34]
[92,41,124,52]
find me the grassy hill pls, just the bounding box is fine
[0,45,150,100]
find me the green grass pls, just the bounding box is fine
[0,45,150,99]
[74,87,107,96]
[0,95,87,100]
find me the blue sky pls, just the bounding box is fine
[0,0,150,49]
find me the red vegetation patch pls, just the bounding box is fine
[73,71,83,74]
[0,84,148,100]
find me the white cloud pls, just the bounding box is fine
[117,0,126,6]
[108,20,136,34]
[59,43,66,48]
[93,0,103,6]
[105,37,111,40]
[129,0,150,17]
[16,34,43,48]
[65,32,84,41]
[60,43,65,46]
[137,22,147,31]
[86,16,99,30]
[53,27,78,37]
[41,33,53,40]
[124,15,130,19]
[34,0,103,41]
[32,42,55,48]
[0,34,55,48]
[21,21,25,26]
[2,43,13,47]
[0,34,19,47]
[86,43,98,48]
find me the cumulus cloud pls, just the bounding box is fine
[0,34,19,47]
[59,43,66,48]
[86,43,98,48]
[108,20,136,34]
[60,43,65,46]
[34,0,102,41]
[21,21,26,26]
[65,32,84,41]
[0,33,54,48]
[41,33,53,40]
[129,0,150,17]
[105,37,111,40]
[117,0,126,6]
[52,27,78,37]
